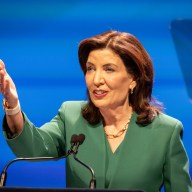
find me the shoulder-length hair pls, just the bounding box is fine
[78,30,162,125]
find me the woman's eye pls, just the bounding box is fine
[86,66,94,71]
[105,67,115,72]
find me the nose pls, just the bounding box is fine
[93,70,105,86]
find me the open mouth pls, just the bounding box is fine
[93,90,108,97]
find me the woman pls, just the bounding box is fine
[1,30,192,191]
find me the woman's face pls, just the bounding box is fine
[85,48,136,110]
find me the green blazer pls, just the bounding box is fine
[3,101,192,192]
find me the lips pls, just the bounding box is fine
[93,90,108,97]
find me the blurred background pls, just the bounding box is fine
[0,0,192,190]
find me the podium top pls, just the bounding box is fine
[0,187,144,192]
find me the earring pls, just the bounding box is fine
[131,88,133,94]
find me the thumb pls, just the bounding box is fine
[4,78,19,108]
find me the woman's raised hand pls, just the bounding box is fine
[0,59,23,135]
[0,59,19,108]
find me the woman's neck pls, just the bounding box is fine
[100,105,133,127]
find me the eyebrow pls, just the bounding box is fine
[86,62,93,66]
[86,62,118,67]
[104,63,117,67]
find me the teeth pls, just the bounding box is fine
[95,90,104,94]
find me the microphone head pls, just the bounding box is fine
[78,134,85,145]
[70,134,78,144]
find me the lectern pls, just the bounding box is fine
[0,188,144,192]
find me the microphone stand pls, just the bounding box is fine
[0,134,79,187]
[0,150,72,187]
[72,134,96,189]
[0,133,97,189]
[73,154,96,189]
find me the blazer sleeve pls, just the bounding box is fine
[3,104,66,158]
[163,121,192,191]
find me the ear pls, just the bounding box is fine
[129,80,137,90]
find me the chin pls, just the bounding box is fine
[92,100,109,109]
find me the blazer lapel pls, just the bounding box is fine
[107,112,138,188]
[82,121,107,188]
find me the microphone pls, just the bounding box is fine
[68,134,78,154]
[72,134,96,189]
[0,134,79,187]
[73,133,85,154]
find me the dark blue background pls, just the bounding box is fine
[0,0,192,190]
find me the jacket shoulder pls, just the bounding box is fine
[151,112,184,137]
[156,112,183,127]
[58,101,87,121]
[60,101,87,110]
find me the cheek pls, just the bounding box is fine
[110,78,131,93]
[85,75,91,88]
[107,77,125,89]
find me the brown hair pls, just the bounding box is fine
[78,30,162,125]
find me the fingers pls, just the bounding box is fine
[4,78,10,98]
[0,60,19,107]
[0,59,6,94]
[0,60,13,96]
[0,59,5,68]
[0,59,5,75]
